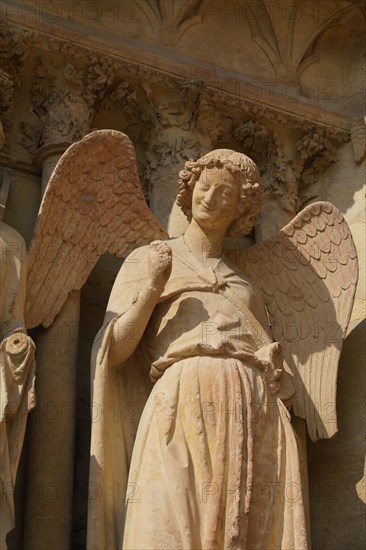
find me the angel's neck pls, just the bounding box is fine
[183,220,226,262]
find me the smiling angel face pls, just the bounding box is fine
[191,166,244,232]
[177,149,263,237]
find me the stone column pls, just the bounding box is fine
[23,294,79,550]
[23,141,80,550]
[35,143,71,196]
[23,64,92,548]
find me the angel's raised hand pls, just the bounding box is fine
[148,241,172,291]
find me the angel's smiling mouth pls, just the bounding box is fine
[200,201,214,211]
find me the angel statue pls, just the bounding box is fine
[0,207,36,546]
[21,130,357,550]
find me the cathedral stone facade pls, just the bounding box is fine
[0,1,364,549]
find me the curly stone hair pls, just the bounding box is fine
[176,149,263,237]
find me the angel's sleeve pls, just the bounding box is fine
[88,245,153,550]
[95,245,151,366]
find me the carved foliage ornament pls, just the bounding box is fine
[0,23,33,146]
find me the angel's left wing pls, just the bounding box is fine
[229,202,358,441]
[25,130,167,329]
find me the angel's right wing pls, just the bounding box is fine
[25,129,168,329]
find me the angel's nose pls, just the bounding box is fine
[204,189,217,206]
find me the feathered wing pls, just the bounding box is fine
[229,202,358,441]
[25,129,168,329]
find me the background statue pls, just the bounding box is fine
[22,131,357,550]
[0,216,36,548]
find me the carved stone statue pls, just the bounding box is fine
[88,150,303,549]
[20,130,357,550]
[85,145,357,549]
[0,220,36,548]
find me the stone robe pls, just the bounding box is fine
[0,222,36,548]
[88,237,308,550]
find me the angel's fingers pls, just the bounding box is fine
[160,249,172,259]
[157,243,172,254]
[150,241,170,253]
[149,240,162,249]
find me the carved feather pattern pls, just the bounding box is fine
[229,202,358,441]
[25,130,168,329]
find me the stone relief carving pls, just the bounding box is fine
[294,128,347,207]
[234,121,298,215]
[20,58,95,154]
[234,121,291,217]
[295,129,340,184]
[0,5,362,547]
[234,121,348,215]
[17,50,154,159]
[0,21,350,170]
[9,32,347,231]
[0,23,32,89]
[0,23,33,153]
[0,70,13,124]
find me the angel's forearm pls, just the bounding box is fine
[108,284,162,368]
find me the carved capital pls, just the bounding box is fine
[85,61,115,105]
[0,22,32,84]
[295,129,338,182]
[234,121,298,214]
[29,58,93,148]
[0,69,14,119]
[234,120,273,173]
[294,128,347,206]
[0,23,33,149]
